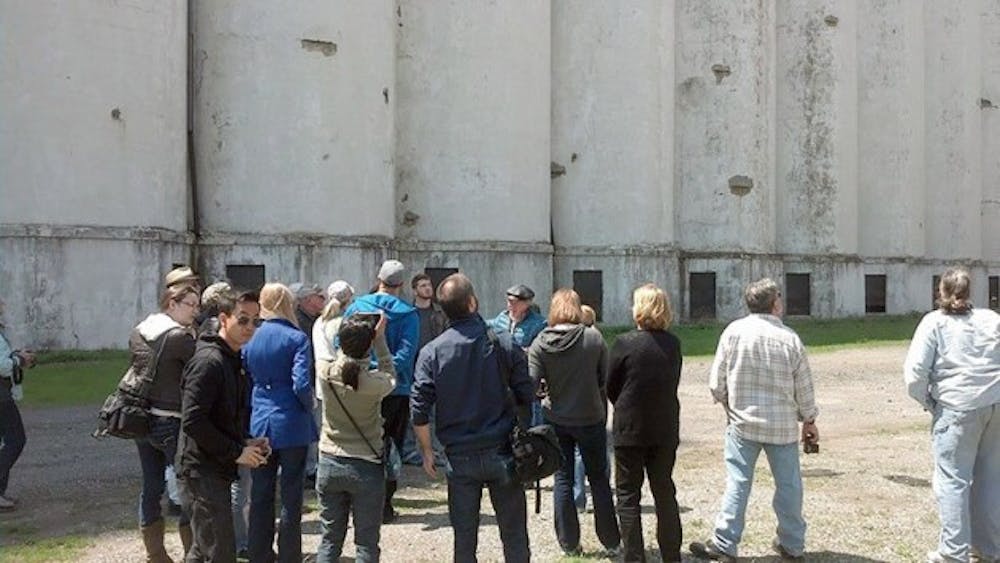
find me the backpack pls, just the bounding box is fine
[485,330,562,496]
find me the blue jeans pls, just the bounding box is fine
[445,445,530,563]
[315,454,385,563]
[550,421,620,552]
[573,443,611,512]
[713,426,805,558]
[249,446,307,563]
[135,415,189,526]
[932,404,1000,562]
[0,400,26,496]
[231,465,251,552]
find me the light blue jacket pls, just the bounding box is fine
[243,318,318,449]
[904,308,1000,411]
[488,309,547,349]
[0,328,22,403]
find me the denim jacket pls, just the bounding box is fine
[488,309,547,349]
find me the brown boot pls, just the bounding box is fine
[178,522,193,556]
[140,518,174,563]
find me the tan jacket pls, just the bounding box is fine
[317,334,396,462]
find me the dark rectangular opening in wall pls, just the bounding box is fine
[689,272,717,320]
[573,270,603,322]
[990,276,999,311]
[424,268,459,294]
[865,274,887,313]
[785,273,811,316]
[932,275,941,309]
[226,265,265,292]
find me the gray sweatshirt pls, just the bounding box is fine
[528,323,608,427]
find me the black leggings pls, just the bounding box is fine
[0,400,26,496]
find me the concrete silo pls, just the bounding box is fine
[191,1,396,288]
[550,1,677,325]
[0,0,189,348]
[394,0,552,314]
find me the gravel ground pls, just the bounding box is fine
[2,344,941,562]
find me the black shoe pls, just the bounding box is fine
[167,500,183,517]
[690,539,737,562]
[772,539,804,561]
[382,504,398,524]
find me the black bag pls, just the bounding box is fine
[486,330,562,488]
[509,423,562,484]
[93,329,175,440]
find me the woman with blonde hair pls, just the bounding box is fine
[904,269,1000,563]
[243,283,318,562]
[608,283,683,562]
[528,288,620,556]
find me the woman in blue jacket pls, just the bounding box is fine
[243,283,318,563]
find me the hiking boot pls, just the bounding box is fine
[0,495,16,512]
[382,504,398,524]
[689,539,737,562]
[141,518,174,563]
[772,539,805,561]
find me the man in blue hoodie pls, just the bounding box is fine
[343,259,419,523]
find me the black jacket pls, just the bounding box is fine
[607,329,683,448]
[176,334,250,481]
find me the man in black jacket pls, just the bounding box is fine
[176,290,269,562]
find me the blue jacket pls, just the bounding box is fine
[242,318,318,449]
[410,315,535,454]
[344,293,419,396]
[488,309,547,348]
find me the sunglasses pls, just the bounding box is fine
[237,316,263,328]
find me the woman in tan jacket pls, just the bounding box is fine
[315,312,396,563]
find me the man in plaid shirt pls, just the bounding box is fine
[691,278,819,562]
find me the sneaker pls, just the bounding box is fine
[236,548,250,562]
[689,539,737,562]
[927,551,948,563]
[772,539,804,561]
[0,495,16,512]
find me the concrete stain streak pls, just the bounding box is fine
[300,38,337,57]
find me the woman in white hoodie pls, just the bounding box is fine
[130,283,199,562]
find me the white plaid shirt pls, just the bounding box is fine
[709,314,818,444]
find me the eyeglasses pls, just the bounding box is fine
[237,316,263,328]
[177,299,200,309]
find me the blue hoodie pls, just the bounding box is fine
[344,292,419,396]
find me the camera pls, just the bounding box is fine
[803,434,819,454]
[354,312,381,330]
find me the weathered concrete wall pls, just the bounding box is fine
[394,1,550,243]
[553,249,680,326]
[0,0,188,230]
[0,226,191,348]
[775,0,858,255]
[191,1,396,236]
[675,0,776,252]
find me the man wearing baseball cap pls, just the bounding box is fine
[343,259,419,523]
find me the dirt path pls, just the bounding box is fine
[3,344,941,562]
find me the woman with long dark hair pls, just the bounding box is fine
[315,312,395,562]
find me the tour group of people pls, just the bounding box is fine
[0,263,996,563]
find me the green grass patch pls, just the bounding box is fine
[0,534,93,562]
[603,314,920,357]
[21,356,127,408]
